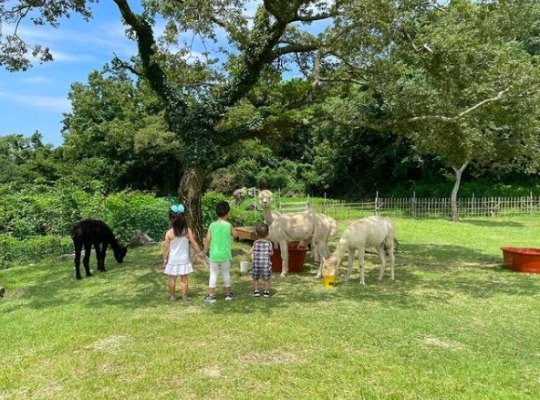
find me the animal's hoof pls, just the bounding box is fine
[86,273,93,277]
[76,275,82,280]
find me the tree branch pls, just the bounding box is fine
[456,88,509,118]
[327,88,512,130]
[112,0,183,109]
[271,43,318,60]
[112,0,188,128]
[112,53,141,77]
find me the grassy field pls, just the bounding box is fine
[1,216,540,399]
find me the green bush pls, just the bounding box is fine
[201,192,229,228]
[0,235,73,269]
[229,205,263,227]
[103,191,169,244]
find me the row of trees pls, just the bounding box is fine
[2,0,540,237]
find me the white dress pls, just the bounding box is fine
[164,230,194,276]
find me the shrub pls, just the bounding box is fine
[0,235,73,269]
[103,191,169,243]
[229,205,263,227]
[202,192,229,228]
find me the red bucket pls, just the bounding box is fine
[271,242,308,273]
[501,247,540,273]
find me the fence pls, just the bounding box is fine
[277,195,540,220]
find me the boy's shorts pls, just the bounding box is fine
[251,263,271,280]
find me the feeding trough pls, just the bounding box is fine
[501,247,540,273]
[271,242,308,273]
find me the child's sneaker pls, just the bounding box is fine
[225,293,234,301]
[252,290,260,297]
[169,296,177,302]
[204,295,217,303]
[263,290,270,298]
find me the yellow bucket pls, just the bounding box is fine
[322,275,336,288]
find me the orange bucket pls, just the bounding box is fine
[501,247,540,273]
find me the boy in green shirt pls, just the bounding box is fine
[203,201,237,302]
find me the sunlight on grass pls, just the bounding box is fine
[1,217,540,399]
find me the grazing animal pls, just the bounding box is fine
[71,220,127,280]
[259,189,337,273]
[318,216,395,284]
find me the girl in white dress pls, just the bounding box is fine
[163,205,205,301]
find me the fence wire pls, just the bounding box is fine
[276,196,539,220]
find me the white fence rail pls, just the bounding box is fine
[277,196,540,220]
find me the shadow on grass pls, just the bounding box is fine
[401,243,497,266]
[3,243,539,315]
[460,219,525,228]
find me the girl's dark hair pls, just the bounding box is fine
[215,201,231,217]
[169,210,187,236]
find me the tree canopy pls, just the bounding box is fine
[2,0,540,227]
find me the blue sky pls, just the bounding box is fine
[0,2,142,146]
[0,1,326,147]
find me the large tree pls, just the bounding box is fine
[61,68,183,194]
[1,0,344,239]
[3,0,539,229]
[317,0,540,220]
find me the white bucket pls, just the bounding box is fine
[240,261,250,274]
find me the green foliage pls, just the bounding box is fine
[208,139,311,196]
[102,191,170,244]
[228,203,263,227]
[201,192,262,228]
[0,235,73,269]
[201,192,228,228]
[61,68,183,194]
[0,133,62,188]
[0,182,170,259]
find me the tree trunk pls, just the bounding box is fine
[178,167,206,243]
[450,162,468,222]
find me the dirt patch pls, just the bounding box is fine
[422,335,467,351]
[199,366,222,378]
[88,335,131,353]
[238,350,301,365]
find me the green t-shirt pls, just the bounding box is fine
[209,221,232,262]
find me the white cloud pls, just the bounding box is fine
[0,90,71,113]
[16,21,137,61]
[20,76,54,84]
[49,50,97,63]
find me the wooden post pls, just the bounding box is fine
[411,191,417,218]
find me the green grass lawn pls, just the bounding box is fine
[1,216,540,399]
